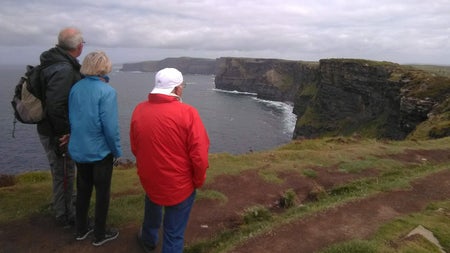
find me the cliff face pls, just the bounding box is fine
[121,57,216,75]
[214,57,450,140]
[296,60,405,139]
[215,57,319,101]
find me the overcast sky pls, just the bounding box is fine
[1,0,449,66]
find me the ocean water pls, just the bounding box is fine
[0,65,296,175]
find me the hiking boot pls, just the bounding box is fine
[137,232,156,253]
[92,228,119,246]
[76,227,94,241]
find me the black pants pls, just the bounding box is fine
[75,154,113,239]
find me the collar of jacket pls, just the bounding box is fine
[85,75,109,83]
[40,46,81,70]
[148,93,181,103]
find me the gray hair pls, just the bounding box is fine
[80,51,112,76]
[57,27,83,50]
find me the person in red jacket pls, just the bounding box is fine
[130,68,210,253]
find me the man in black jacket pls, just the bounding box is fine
[38,27,84,227]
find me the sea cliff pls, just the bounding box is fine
[214,57,450,140]
[214,57,319,101]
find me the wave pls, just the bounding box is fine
[124,70,146,74]
[252,98,296,134]
[213,88,257,96]
[213,88,296,134]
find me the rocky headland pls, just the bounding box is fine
[121,57,216,75]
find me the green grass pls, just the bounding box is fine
[258,168,284,184]
[242,205,272,224]
[408,64,450,78]
[197,189,228,204]
[0,171,53,221]
[1,136,450,253]
[279,188,297,208]
[302,168,318,178]
[321,240,378,253]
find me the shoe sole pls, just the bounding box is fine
[76,228,94,241]
[92,231,119,246]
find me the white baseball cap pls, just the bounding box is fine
[150,68,184,95]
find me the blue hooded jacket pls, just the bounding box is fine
[68,76,122,162]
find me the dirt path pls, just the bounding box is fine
[231,169,450,253]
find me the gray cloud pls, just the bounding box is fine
[0,0,449,65]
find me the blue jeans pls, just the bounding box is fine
[142,191,196,253]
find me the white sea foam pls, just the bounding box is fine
[213,88,258,96]
[213,88,296,135]
[252,97,296,135]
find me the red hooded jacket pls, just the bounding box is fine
[130,94,210,206]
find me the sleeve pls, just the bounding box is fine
[130,109,138,157]
[100,88,122,158]
[187,108,210,188]
[44,63,76,136]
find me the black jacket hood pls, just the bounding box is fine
[40,46,80,69]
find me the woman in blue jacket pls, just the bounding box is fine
[68,51,122,247]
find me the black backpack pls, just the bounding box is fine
[11,64,47,124]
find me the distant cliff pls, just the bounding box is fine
[215,57,319,101]
[214,57,450,140]
[120,57,216,75]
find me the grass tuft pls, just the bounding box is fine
[242,205,272,224]
[279,188,297,208]
[320,240,378,253]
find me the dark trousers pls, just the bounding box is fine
[75,154,113,239]
[39,134,75,221]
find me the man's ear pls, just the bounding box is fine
[173,86,181,96]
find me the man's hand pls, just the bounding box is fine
[59,134,70,146]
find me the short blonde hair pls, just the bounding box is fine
[80,51,112,76]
